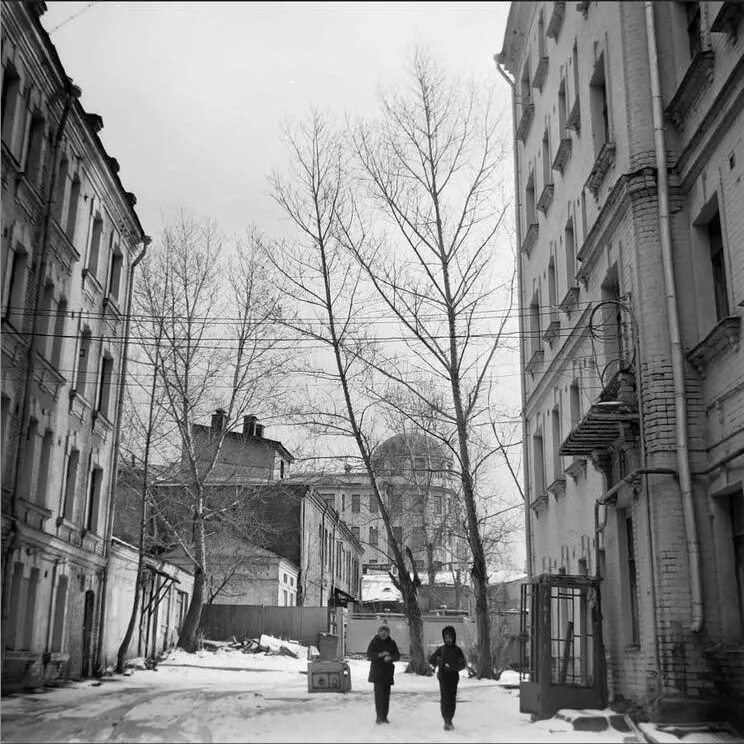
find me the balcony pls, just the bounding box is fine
[532,56,549,91]
[537,183,555,214]
[585,141,616,197]
[686,315,741,376]
[559,400,638,457]
[521,222,539,257]
[665,50,715,130]
[546,2,566,40]
[552,137,573,174]
[711,2,744,41]
[516,103,535,143]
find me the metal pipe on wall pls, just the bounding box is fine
[644,0,703,633]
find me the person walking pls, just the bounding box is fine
[428,625,467,731]
[366,624,401,724]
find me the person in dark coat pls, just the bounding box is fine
[428,625,467,730]
[366,624,401,724]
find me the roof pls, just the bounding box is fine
[192,423,295,463]
[498,2,536,77]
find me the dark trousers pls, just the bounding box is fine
[373,682,391,720]
[439,674,459,723]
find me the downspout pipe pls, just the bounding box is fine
[594,468,678,579]
[95,234,150,674]
[494,54,532,580]
[645,1,704,633]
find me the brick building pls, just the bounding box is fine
[499,0,743,724]
[1,2,147,690]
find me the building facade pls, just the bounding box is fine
[1,2,147,690]
[499,0,743,723]
[293,433,470,594]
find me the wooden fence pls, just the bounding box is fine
[199,605,330,647]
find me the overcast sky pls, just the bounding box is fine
[41,1,513,240]
[40,1,525,571]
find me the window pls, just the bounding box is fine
[533,433,546,496]
[176,590,187,629]
[352,494,360,513]
[66,175,80,241]
[529,293,541,355]
[390,493,402,516]
[50,298,67,370]
[53,158,69,224]
[280,459,285,479]
[1,65,21,147]
[19,418,39,502]
[565,218,576,289]
[1,394,11,475]
[570,381,581,428]
[290,576,294,587]
[542,128,552,189]
[283,589,288,606]
[108,245,123,303]
[76,330,92,398]
[97,354,114,420]
[369,495,378,513]
[547,257,558,324]
[51,575,68,652]
[351,526,360,541]
[86,466,103,533]
[283,572,288,583]
[35,283,55,356]
[589,53,610,154]
[4,244,29,324]
[23,568,39,649]
[369,526,378,547]
[525,170,536,228]
[551,407,562,480]
[24,114,45,189]
[558,77,568,133]
[36,429,53,508]
[392,526,403,545]
[62,448,80,521]
[730,490,744,632]
[322,494,335,510]
[433,494,442,514]
[623,511,640,644]
[572,41,580,108]
[707,210,729,321]
[88,215,103,279]
[520,58,531,104]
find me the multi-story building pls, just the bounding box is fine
[1,2,147,690]
[499,0,743,724]
[293,433,470,595]
[150,411,362,608]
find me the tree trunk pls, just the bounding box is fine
[116,569,143,673]
[426,542,435,612]
[401,579,428,674]
[178,505,207,652]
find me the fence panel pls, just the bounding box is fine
[199,605,330,647]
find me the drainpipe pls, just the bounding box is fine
[95,233,150,674]
[2,80,81,619]
[644,1,703,633]
[494,54,532,580]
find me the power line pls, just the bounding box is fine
[48,2,100,34]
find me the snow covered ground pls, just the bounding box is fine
[0,640,653,743]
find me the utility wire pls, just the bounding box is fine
[48,2,100,34]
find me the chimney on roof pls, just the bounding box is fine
[211,408,227,431]
[255,423,264,438]
[243,414,258,437]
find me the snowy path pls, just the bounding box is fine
[0,650,626,743]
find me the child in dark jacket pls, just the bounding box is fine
[428,625,467,730]
[366,624,401,724]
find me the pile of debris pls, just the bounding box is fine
[200,634,319,660]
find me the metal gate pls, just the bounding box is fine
[519,574,606,719]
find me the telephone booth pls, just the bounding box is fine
[519,573,607,719]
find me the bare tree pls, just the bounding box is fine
[126,212,287,652]
[264,110,431,675]
[345,48,512,678]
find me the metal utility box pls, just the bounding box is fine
[317,632,339,660]
[307,660,351,693]
[519,573,607,720]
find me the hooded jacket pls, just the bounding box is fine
[428,625,467,678]
[366,629,401,685]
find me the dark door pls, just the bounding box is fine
[82,590,95,677]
